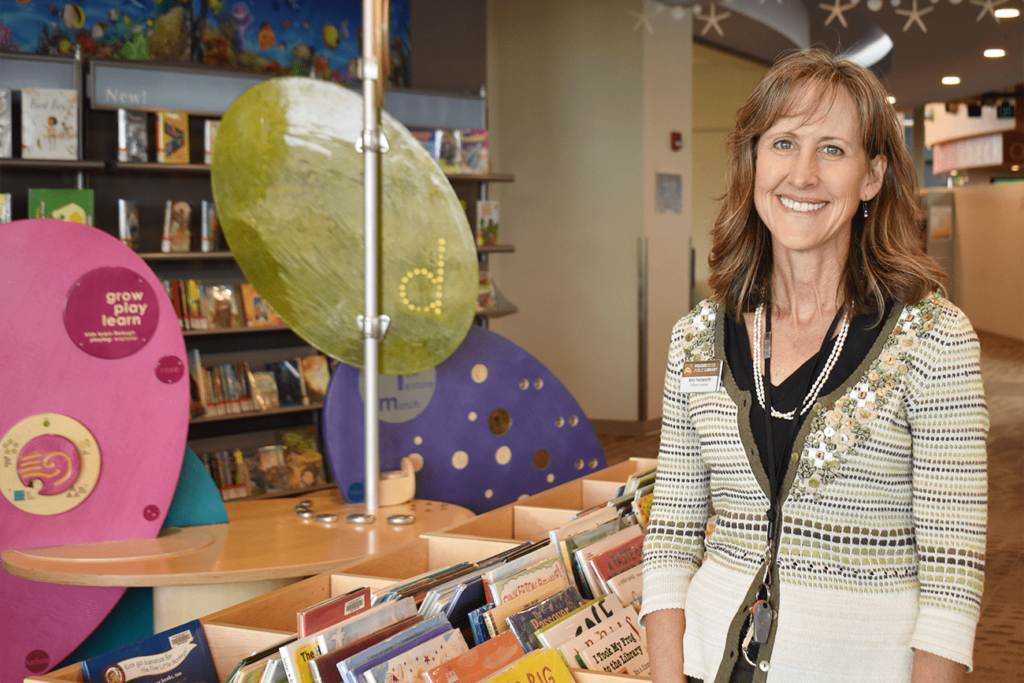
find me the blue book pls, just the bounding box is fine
[337,614,451,683]
[466,602,495,647]
[80,619,217,683]
[504,587,586,652]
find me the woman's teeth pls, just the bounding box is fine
[780,197,826,212]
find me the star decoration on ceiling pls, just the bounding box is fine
[820,0,857,28]
[896,0,933,32]
[970,0,1010,22]
[629,3,656,34]
[698,4,732,36]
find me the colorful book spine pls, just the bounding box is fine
[157,110,189,163]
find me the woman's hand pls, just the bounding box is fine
[647,609,687,683]
[910,649,966,683]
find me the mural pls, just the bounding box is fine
[0,0,411,86]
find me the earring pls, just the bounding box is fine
[862,201,869,218]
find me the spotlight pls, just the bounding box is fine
[941,76,961,85]
[994,8,1020,18]
[984,49,1006,58]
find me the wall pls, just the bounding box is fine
[486,0,692,423]
[410,0,487,94]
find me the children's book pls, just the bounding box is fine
[535,596,626,650]
[315,597,419,655]
[479,648,574,683]
[587,533,643,594]
[549,507,620,583]
[466,602,495,647]
[201,200,221,252]
[434,129,462,174]
[301,355,331,404]
[477,272,496,312]
[503,587,586,653]
[574,619,649,675]
[0,193,11,223]
[475,201,499,246]
[278,425,325,490]
[241,283,286,326]
[575,525,643,596]
[554,606,644,670]
[361,629,469,683]
[162,200,192,252]
[422,630,524,683]
[157,110,189,163]
[0,88,12,158]
[335,613,451,683]
[255,444,290,494]
[490,555,568,606]
[298,587,372,638]
[308,616,424,683]
[28,188,94,225]
[80,619,217,683]
[187,349,207,418]
[118,108,148,162]
[21,88,78,160]
[480,578,568,638]
[252,370,281,410]
[460,129,489,174]
[203,283,242,329]
[226,636,297,683]
[410,129,437,158]
[270,359,309,407]
[118,199,140,250]
[204,119,220,164]
[606,565,643,607]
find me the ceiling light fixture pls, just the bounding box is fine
[994,9,1020,18]
[1012,165,1021,172]
[887,95,896,104]
[941,76,961,85]
[984,49,1007,58]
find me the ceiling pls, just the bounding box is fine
[663,0,1023,110]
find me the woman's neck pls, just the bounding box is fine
[770,247,846,323]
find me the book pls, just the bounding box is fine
[460,129,489,174]
[0,193,11,223]
[535,596,626,650]
[80,619,217,683]
[27,188,94,225]
[503,586,586,653]
[561,517,632,597]
[162,200,192,252]
[361,629,469,683]
[422,630,524,683]
[299,587,372,638]
[301,355,331,404]
[475,201,499,247]
[575,526,643,597]
[490,555,568,606]
[157,110,190,163]
[549,507,620,583]
[235,362,256,412]
[315,597,419,654]
[201,200,221,252]
[554,605,644,669]
[255,444,290,494]
[410,129,437,158]
[204,283,242,329]
[204,119,220,164]
[434,129,461,174]
[574,619,649,675]
[466,602,495,647]
[270,359,309,407]
[335,614,451,683]
[278,425,326,490]
[184,279,206,330]
[187,349,207,418]
[480,648,574,683]
[309,616,424,683]
[118,199,140,250]
[226,636,296,683]
[479,578,566,638]
[0,88,11,158]
[586,532,644,595]
[606,565,643,607]
[21,88,78,160]
[477,272,496,312]
[118,108,148,162]
[241,283,286,326]
[252,371,282,410]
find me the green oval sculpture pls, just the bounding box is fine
[211,78,477,375]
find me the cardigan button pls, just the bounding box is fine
[759,660,770,672]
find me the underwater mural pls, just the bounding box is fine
[0,0,411,86]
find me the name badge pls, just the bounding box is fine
[680,360,723,393]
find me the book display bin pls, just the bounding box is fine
[25,458,658,683]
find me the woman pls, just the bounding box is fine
[640,49,988,683]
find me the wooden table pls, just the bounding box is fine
[3,490,474,629]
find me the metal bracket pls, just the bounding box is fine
[355,129,390,154]
[357,314,391,341]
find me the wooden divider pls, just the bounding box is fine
[27,458,658,683]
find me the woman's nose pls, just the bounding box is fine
[789,149,818,188]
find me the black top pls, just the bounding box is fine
[724,303,894,507]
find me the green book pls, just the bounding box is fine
[27,188,94,225]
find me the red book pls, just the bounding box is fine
[297,586,372,638]
[308,615,424,683]
[588,536,644,592]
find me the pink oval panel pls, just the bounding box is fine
[0,219,189,681]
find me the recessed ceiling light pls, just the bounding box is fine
[941,76,961,85]
[1012,165,1021,172]
[994,8,1020,18]
[887,95,896,104]
[984,49,1007,58]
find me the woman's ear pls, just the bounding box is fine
[862,154,887,201]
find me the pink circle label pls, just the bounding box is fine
[156,356,185,384]
[64,267,159,359]
[18,434,82,496]
[24,650,50,674]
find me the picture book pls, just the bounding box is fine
[21,88,78,160]
[633,492,654,532]
[308,616,424,683]
[410,129,437,158]
[336,614,452,683]
[562,517,632,596]
[187,349,207,418]
[184,279,206,330]
[422,630,524,683]
[480,578,565,637]
[479,648,574,683]
[252,371,281,410]
[80,619,217,683]
[574,619,649,676]
[586,532,643,593]
[477,272,496,312]
[535,596,626,650]
[490,555,568,606]
[203,283,242,329]
[118,199,140,250]
[162,199,193,252]
[549,507,619,582]
[467,602,495,646]
[270,359,309,407]
[204,119,220,164]
[235,362,256,412]
[460,129,489,174]
[201,200,221,252]
[0,88,11,158]
[241,283,286,326]
[503,587,586,653]
[434,129,462,174]
[0,193,10,223]
[575,526,643,596]
[315,597,418,655]
[157,110,189,163]
[475,201,499,247]
[117,108,148,162]
[278,425,326,490]
[554,605,644,669]
[226,636,296,683]
[298,586,372,638]
[27,188,94,225]
[301,355,331,404]
[255,444,290,494]
[361,629,469,683]
[606,565,643,607]
[482,544,558,598]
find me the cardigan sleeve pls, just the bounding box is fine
[639,316,712,625]
[904,300,989,670]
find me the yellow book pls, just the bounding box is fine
[481,648,574,683]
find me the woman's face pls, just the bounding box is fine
[753,86,886,263]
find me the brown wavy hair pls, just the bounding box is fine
[707,48,947,319]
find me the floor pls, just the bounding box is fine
[599,331,1023,681]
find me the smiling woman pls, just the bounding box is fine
[641,49,988,683]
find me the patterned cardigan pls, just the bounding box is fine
[639,297,988,683]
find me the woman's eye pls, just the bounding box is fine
[823,144,844,156]
[773,139,793,150]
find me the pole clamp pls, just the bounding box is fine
[356,128,390,154]
[357,314,391,341]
